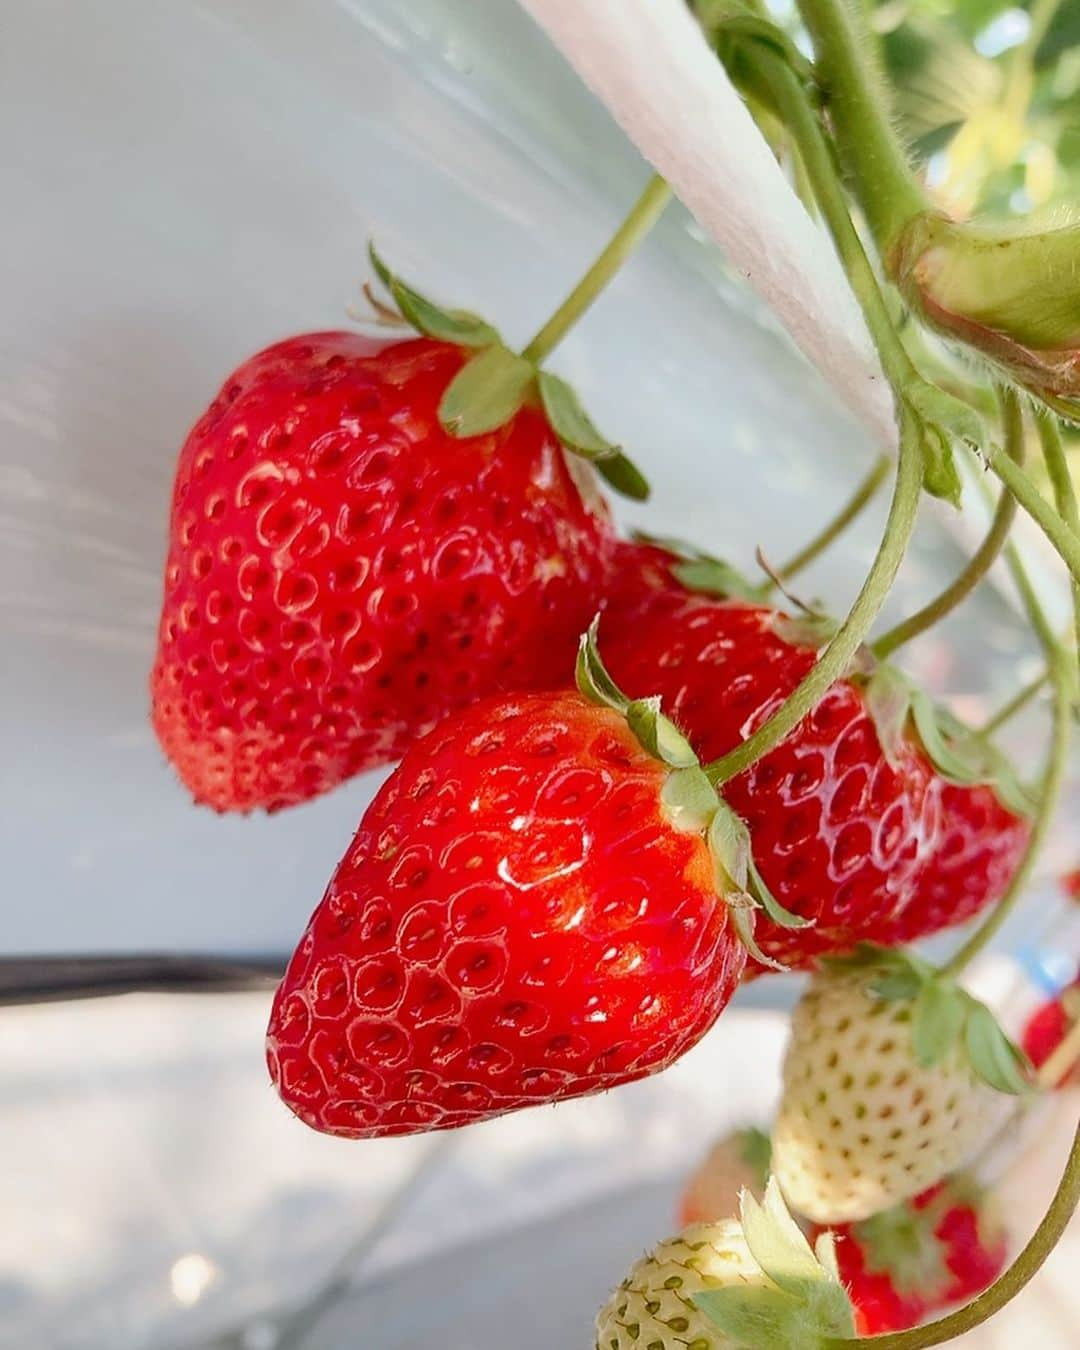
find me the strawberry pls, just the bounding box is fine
[815,1175,1006,1335]
[679,1127,772,1226]
[151,331,615,811]
[595,1180,855,1350]
[770,951,1025,1224]
[266,632,756,1136]
[601,539,1030,968]
[1021,979,1080,1086]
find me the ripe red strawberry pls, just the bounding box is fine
[151,333,615,811]
[266,687,745,1137]
[601,540,1029,968]
[815,1176,1007,1335]
[1021,979,1080,1086]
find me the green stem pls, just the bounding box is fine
[872,448,1020,659]
[979,670,1049,735]
[794,0,929,257]
[1037,411,1080,675]
[520,176,672,365]
[706,425,923,786]
[763,454,890,590]
[941,392,1069,978]
[985,438,1080,589]
[825,1120,1080,1349]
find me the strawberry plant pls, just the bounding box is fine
[145,0,1080,1343]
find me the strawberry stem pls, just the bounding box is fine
[793,0,929,260]
[979,670,1050,736]
[825,1121,1079,1348]
[519,175,672,365]
[983,435,1080,588]
[1037,411,1080,679]
[761,453,890,593]
[940,392,1072,979]
[871,404,1024,659]
[1036,1012,1080,1091]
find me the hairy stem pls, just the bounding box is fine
[795,0,928,257]
[1037,411,1080,676]
[763,454,890,590]
[984,440,1080,588]
[520,176,672,364]
[825,1120,1080,1349]
[872,447,1020,658]
[706,426,923,786]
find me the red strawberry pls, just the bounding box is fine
[1021,979,1080,1085]
[266,687,745,1138]
[600,541,1029,968]
[817,1176,1006,1335]
[151,333,614,811]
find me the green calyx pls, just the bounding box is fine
[575,619,807,968]
[738,1127,775,1192]
[631,531,764,601]
[861,663,1035,819]
[829,947,1032,1096]
[853,1198,948,1298]
[366,243,649,499]
[894,213,1080,419]
[695,1179,857,1348]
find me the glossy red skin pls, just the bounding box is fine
[602,544,941,967]
[151,333,614,811]
[1021,979,1079,1084]
[266,691,744,1138]
[602,542,1028,968]
[821,1183,1006,1334]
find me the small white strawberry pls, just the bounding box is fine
[771,948,1028,1224]
[679,1126,772,1226]
[595,1179,855,1350]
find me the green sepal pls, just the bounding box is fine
[772,612,839,651]
[631,532,761,600]
[660,765,720,834]
[575,617,629,715]
[853,1200,948,1296]
[964,1000,1032,1095]
[748,858,812,930]
[695,1180,856,1346]
[912,975,967,1068]
[729,896,786,972]
[709,801,752,892]
[865,664,914,767]
[626,697,699,769]
[367,242,500,348]
[536,370,618,460]
[438,344,536,437]
[905,383,983,507]
[737,1127,774,1190]
[595,451,651,501]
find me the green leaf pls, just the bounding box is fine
[574,617,629,714]
[748,858,812,930]
[905,384,985,507]
[921,421,964,507]
[912,977,966,1068]
[729,898,787,972]
[536,371,618,460]
[594,451,651,501]
[367,241,500,347]
[626,697,700,769]
[963,1000,1031,1096]
[865,664,914,767]
[438,345,536,437]
[660,765,720,833]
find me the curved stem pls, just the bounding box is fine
[520,176,672,364]
[794,0,929,258]
[1037,1014,1080,1090]
[985,439,1080,588]
[872,443,1020,658]
[706,426,923,786]
[979,670,1050,735]
[941,391,1069,978]
[763,454,890,591]
[1037,411,1080,675]
[825,1120,1080,1349]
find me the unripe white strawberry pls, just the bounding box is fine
[679,1127,771,1226]
[595,1180,854,1350]
[772,951,1026,1224]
